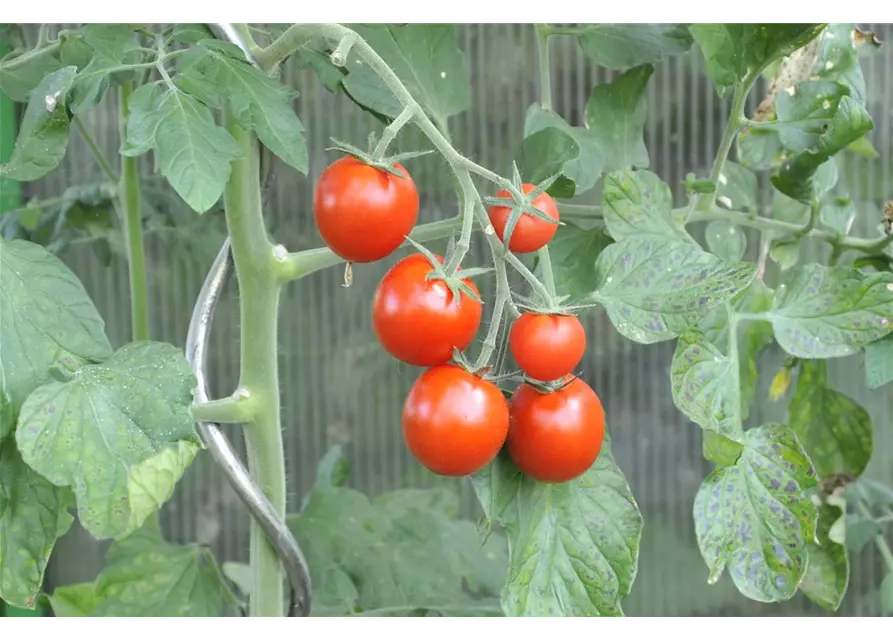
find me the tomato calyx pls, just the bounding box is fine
[403,235,491,306]
[520,373,580,395]
[484,163,563,251]
[326,137,433,179]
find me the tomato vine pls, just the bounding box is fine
[0,22,892,618]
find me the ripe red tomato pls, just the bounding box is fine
[402,364,509,476]
[507,376,605,483]
[487,183,559,253]
[313,155,419,263]
[372,253,482,367]
[509,313,586,381]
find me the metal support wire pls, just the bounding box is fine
[181,23,312,617]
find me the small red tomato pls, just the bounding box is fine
[313,155,419,263]
[509,313,587,381]
[402,364,510,476]
[372,253,482,367]
[507,376,605,483]
[487,183,559,253]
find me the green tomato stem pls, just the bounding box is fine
[0,39,61,72]
[372,106,413,159]
[117,82,149,343]
[223,112,287,617]
[536,24,553,112]
[191,395,256,424]
[73,116,119,184]
[537,245,557,300]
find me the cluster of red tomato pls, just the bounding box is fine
[313,155,605,484]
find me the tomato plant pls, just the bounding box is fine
[313,155,419,263]
[1,21,892,619]
[509,312,586,381]
[402,364,509,476]
[507,376,605,483]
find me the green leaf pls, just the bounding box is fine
[715,161,758,213]
[789,359,872,478]
[693,424,818,602]
[16,341,200,539]
[0,66,77,181]
[592,237,757,344]
[690,24,825,96]
[69,24,141,115]
[814,24,866,105]
[774,80,851,153]
[516,127,580,198]
[702,431,744,467]
[601,170,693,243]
[705,220,747,261]
[313,444,350,490]
[289,483,505,616]
[294,48,346,93]
[844,514,882,553]
[48,582,99,616]
[772,96,873,203]
[123,81,241,213]
[524,105,603,194]
[177,40,308,174]
[584,64,654,173]
[820,196,855,235]
[800,503,849,611]
[0,238,112,439]
[0,440,74,609]
[473,435,641,616]
[59,34,95,71]
[169,24,214,45]
[844,478,893,512]
[845,134,878,158]
[764,263,893,358]
[83,521,230,616]
[577,24,693,69]
[737,126,785,171]
[865,334,893,390]
[544,222,614,301]
[0,48,62,102]
[127,440,200,533]
[671,329,743,440]
[342,25,470,127]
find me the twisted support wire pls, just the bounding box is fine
[181,23,312,617]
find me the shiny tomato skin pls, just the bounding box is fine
[507,377,605,483]
[372,253,482,367]
[509,313,587,382]
[402,364,510,476]
[313,156,419,263]
[487,183,559,253]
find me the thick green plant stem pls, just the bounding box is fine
[223,111,287,617]
[536,24,552,111]
[118,82,150,342]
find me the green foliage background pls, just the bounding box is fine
[6,23,891,616]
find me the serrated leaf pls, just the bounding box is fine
[584,64,654,173]
[290,467,505,616]
[0,66,77,181]
[544,222,614,301]
[705,220,747,261]
[472,436,642,616]
[601,169,693,243]
[671,329,743,440]
[16,341,200,539]
[690,24,825,96]
[342,25,470,127]
[800,503,849,611]
[765,263,893,358]
[693,424,818,602]
[516,127,580,198]
[789,359,872,478]
[294,48,346,93]
[0,440,74,609]
[715,161,758,213]
[121,81,165,156]
[69,24,141,114]
[865,334,893,390]
[59,35,94,71]
[524,105,603,195]
[0,238,112,440]
[169,24,214,45]
[177,40,308,174]
[774,80,851,153]
[577,24,693,69]
[772,96,873,203]
[702,431,744,467]
[0,48,62,102]
[814,24,866,105]
[134,87,241,213]
[592,237,757,344]
[86,521,230,616]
